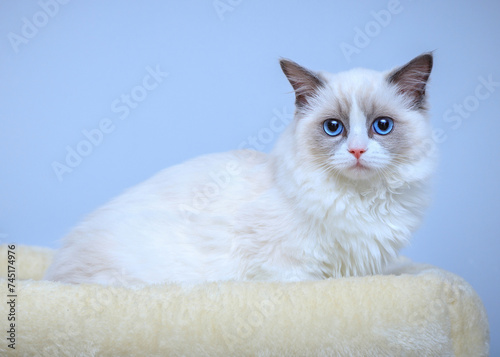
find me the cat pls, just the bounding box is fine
[44,53,436,285]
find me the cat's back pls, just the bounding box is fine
[45,149,273,284]
[124,148,270,206]
[72,148,272,232]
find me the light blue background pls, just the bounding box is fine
[1,0,499,353]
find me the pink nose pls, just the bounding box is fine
[349,148,366,160]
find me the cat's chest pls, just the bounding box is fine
[302,186,412,239]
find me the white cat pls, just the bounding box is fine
[45,53,436,285]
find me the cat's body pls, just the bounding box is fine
[45,53,436,285]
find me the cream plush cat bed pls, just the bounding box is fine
[0,245,489,356]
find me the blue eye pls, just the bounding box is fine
[323,119,344,136]
[372,117,394,135]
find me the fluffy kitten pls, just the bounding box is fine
[45,53,436,285]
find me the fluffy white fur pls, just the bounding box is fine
[45,54,437,285]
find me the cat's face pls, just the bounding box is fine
[280,54,435,183]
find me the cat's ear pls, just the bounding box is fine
[387,53,433,109]
[280,59,325,108]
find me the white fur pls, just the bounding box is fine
[45,58,436,285]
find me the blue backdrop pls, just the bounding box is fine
[1,1,498,353]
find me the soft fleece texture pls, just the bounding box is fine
[0,245,489,356]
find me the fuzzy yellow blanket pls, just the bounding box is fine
[0,245,489,356]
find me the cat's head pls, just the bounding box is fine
[278,53,436,185]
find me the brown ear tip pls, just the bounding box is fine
[279,58,288,72]
[420,52,434,69]
[279,58,295,71]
